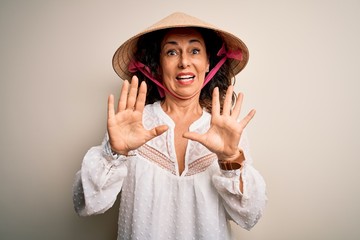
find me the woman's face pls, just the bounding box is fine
[160,28,210,99]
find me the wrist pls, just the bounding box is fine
[111,147,129,157]
[107,139,130,156]
[104,140,133,160]
[218,149,245,170]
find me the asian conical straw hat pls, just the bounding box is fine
[112,12,249,80]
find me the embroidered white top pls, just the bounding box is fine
[73,101,267,240]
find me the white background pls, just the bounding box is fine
[1,0,359,239]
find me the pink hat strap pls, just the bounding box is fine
[202,44,243,87]
[128,60,166,97]
[128,44,242,98]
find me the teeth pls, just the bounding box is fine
[177,75,194,80]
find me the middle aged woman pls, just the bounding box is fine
[73,12,267,240]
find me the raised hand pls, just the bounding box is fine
[183,86,255,161]
[107,76,168,155]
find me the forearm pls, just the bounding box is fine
[73,138,129,216]
[218,149,245,192]
[212,163,267,230]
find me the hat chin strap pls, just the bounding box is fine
[202,44,243,87]
[128,44,242,100]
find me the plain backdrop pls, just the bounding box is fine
[1,0,359,239]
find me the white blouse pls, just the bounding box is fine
[73,101,267,240]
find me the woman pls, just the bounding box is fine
[73,12,267,240]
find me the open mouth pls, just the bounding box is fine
[176,74,195,82]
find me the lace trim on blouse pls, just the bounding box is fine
[138,144,217,176]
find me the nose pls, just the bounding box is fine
[178,53,190,69]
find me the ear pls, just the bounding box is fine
[206,59,210,73]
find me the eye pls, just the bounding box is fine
[192,49,200,54]
[166,50,178,56]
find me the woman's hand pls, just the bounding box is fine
[183,86,255,161]
[107,76,168,155]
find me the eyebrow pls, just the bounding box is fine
[163,39,203,46]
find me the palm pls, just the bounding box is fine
[107,76,168,155]
[200,116,242,157]
[108,109,147,153]
[183,86,255,160]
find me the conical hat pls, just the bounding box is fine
[112,12,249,80]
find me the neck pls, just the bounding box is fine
[161,94,203,120]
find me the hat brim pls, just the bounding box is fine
[112,12,249,81]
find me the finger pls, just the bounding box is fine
[117,80,129,112]
[222,85,234,116]
[239,109,256,129]
[231,92,244,120]
[212,87,220,117]
[135,81,147,112]
[126,76,139,110]
[108,94,115,119]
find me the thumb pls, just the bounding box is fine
[183,131,204,143]
[149,125,169,138]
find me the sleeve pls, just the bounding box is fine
[212,131,267,230]
[72,134,130,216]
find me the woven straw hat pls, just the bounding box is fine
[112,12,249,80]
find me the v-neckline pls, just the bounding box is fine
[154,102,207,176]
